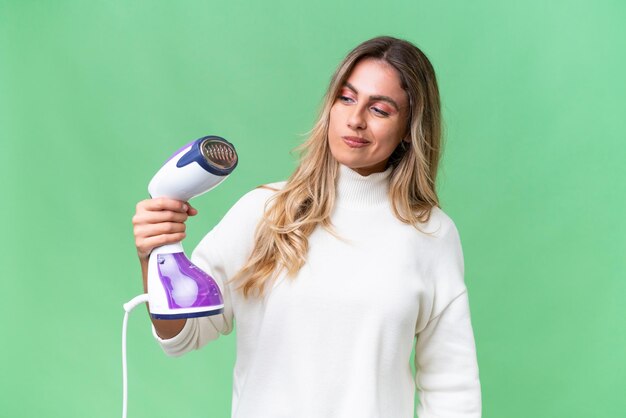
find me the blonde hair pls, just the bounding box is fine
[228,36,443,299]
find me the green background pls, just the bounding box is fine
[1,1,624,417]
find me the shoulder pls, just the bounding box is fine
[419,206,465,279]
[254,180,287,193]
[410,206,469,320]
[200,180,287,244]
[223,180,287,219]
[392,206,464,274]
[427,206,466,285]
[418,205,462,245]
[234,180,287,208]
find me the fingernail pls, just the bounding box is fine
[182,204,188,212]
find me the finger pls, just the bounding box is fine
[133,210,189,226]
[138,197,189,213]
[134,222,186,239]
[137,232,187,255]
[184,202,199,216]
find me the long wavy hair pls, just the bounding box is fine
[228,36,443,299]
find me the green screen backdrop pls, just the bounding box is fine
[1,1,624,417]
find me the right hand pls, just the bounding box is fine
[132,197,198,260]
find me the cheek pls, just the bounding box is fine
[371,123,404,153]
[328,107,344,137]
[373,120,402,140]
[329,105,341,126]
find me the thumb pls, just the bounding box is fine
[185,202,198,216]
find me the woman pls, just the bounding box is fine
[133,36,481,418]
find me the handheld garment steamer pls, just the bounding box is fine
[122,135,238,418]
[146,135,238,319]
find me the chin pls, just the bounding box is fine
[331,152,362,170]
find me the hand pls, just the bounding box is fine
[132,197,198,260]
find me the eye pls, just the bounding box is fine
[338,95,355,104]
[371,107,389,117]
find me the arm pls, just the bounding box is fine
[147,186,278,357]
[151,227,235,357]
[139,256,186,339]
[414,290,482,417]
[414,213,482,417]
[132,197,233,356]
[133,198,194,339]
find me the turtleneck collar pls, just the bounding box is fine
[335,164,393,209]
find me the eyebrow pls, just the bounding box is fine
[343,82,401,111]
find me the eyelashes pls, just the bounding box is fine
[372,108,390,117]
[337,96,390,117]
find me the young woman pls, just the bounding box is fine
[133,36,481,418]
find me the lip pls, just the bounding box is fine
[342,136,370,148]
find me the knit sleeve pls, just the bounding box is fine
[414,215,482,417]
[414,290,482,417]
[151,185,278,357]
[151,226,234,357]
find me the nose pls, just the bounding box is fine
[347,106,366,130]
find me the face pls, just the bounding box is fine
[328,58,410,176]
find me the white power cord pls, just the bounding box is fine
[122,293,150,418]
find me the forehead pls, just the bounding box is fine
[343,58,407,105]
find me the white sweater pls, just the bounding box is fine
[153,164,482,418]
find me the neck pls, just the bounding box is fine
[335,164,392,209]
